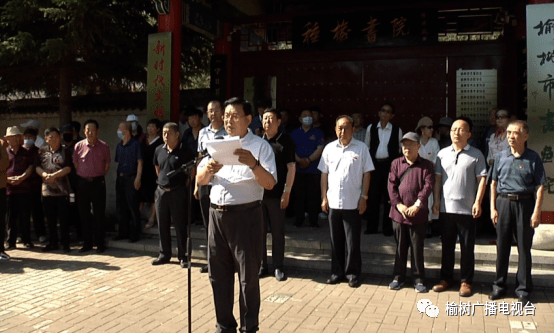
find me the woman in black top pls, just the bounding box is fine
[140,119,163,228]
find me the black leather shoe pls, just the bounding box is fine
[200,265,209,273]
[112,235,127,241]
[79,245,93,253]
[96,245,106,254]
[348,277,360,288]
[327,275,345,285]
[129,236,139,243]
[180,259,188,268]
[259,267,269,278]
[275,269,287,282]
[518,295,530,305]
[489,289,506,300]
[152,256,170,266]
[43,244,59,252]
[62,245,71,253]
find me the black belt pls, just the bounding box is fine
[499,193,534,201]
[118,172,136,177]
[80,176,104,182]
[211,201,261,212]
[158,185,183,192]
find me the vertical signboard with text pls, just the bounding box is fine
[527,4,554,218]
[147,32,172,121]
[456,69,498,136]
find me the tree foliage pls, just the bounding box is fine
[180,28,213,90]
[0,0,158,98]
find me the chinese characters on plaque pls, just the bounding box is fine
[147,32,172,121]
[292,10,436,51]
[210,55,227,102]
[456,69,498,136]
[527,4,554,202]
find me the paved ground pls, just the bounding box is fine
[1,247,554,333]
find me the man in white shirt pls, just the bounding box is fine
[319,115,374,288]
[363,102,403,236]
[197,97,277,333]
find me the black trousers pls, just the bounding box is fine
[43,196,70,247]
[199,184,211,230]
[365,160,393,235]
[77,177,106,248]
[493,196,535,298]
[208,204,263,333]
[7,193,32,245]
[0,188,7,252]
[392,220,427,284]
[116,174,141,239]
[294,173,320,227]
[439,213,476,284]
[261,197,285,271]
[154,186,187,261]
[329,208,362,279]
[30,190,46,238]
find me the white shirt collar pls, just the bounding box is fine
[449,143,471,152]
[377,122,392,130]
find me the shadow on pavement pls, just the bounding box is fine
[0,253,121,274]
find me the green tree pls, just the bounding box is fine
[0,0,157,125]
[180,28,213,90]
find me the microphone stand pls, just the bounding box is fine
[166,156,202,334]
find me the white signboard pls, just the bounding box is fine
[527,4,554,213]
[456,69,498,136]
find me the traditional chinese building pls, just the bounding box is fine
[198,0,530,137]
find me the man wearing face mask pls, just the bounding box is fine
[20,120,47,148]
[290,110,325,228]
[126,114,146,144]
[114,122,143,243]
[23,128,47,243]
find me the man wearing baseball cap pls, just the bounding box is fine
[20,119,47,148]
[4,126,36,249]
[387,132,435,293]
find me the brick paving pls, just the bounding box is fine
[1,247,554,333]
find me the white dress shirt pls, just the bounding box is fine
[197,124,228,154]
[318,139,375,210]
[364,122,403,159]
[198,129,277,205]
[418,137,440,164]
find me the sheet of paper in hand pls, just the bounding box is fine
[205,136,243,165]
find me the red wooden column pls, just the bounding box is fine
[158,0,182,122]
[214,22,233,100]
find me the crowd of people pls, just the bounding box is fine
[0,99,546,333]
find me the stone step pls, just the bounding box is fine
[137,222,554,270]
[108,226,554,288]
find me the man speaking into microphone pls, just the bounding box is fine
[197,97,277,333]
